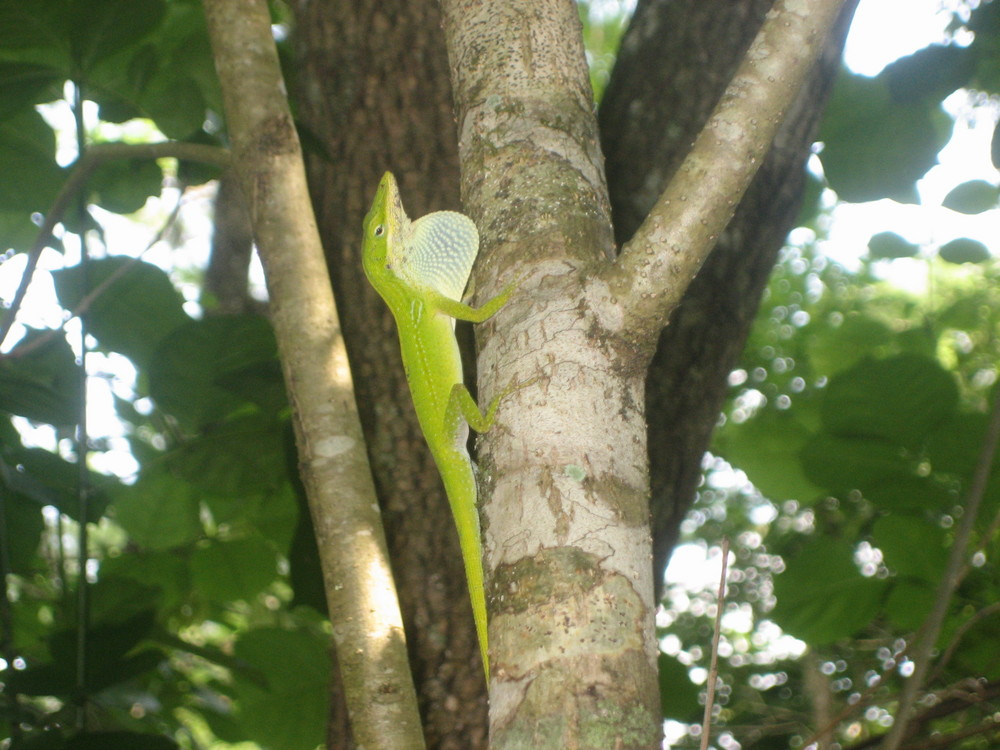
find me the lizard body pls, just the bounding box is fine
[361,172,516,677]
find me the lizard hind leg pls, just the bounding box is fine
[446,375,536,436]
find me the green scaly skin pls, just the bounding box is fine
[362,172,515,678]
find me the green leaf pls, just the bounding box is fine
[0,109,65,231]
[884,580,935,631]
[236,481,298,552]
[1,446,108,522]
[111,469,204,550]
[0,61,64,118]
[139,69,206,139]
[801,435,910,491]
[658,654,700,721]
[0,492,44,574]
[147,315,280,430]
[0,331,82,426]
[938,237,991,264]
[15,729,64,750]
[942,180,1000,214]
[87,575,163,626]
[871,515,948,582]
[99,549,191,615]
[713,407,823,503]
[805,313,893,377]
[12,648,163,697]
[926,413,991,477]
[936,294,992,331]
[771,536,888,644]
[146,1,219,111]
[821,355,958,447]
[20,592,161,696]
[867,231,919,259]
[64,732,179,750]
[232,628,329,750]
[190,536,278,603]
[164,413,288,499]
[820,72,950,203]
[213,358,287,416]
[941,577,1000,678]
[882,44,975,103]
[87,157,164,215]
[175,131,226,187]
[52,257,189,369]
[67,0,166,72]
[0,0,71,58]
[85,1,218,139]
[863,476,954,512]
[0,210,49,253]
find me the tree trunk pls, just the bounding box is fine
[202,170,258,316]
[290,1,490,746]
[437,0,656,745]
[290,0,857,746]
[599,0,860,589]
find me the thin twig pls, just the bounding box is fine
[202,1,425,745]
[927,602,1000,686]
[701,537,730,750]
[72,78,91,732]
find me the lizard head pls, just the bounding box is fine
[362,171,409,294]
[362,171,480,307]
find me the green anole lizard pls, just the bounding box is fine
[361,171,518,677]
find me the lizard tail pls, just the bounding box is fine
[442,461,491,678]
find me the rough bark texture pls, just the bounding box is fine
[599,0,859,591]
[438,2,661,747]
[203,170,258,315]
[289,1,489,747]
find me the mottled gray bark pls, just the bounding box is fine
[600,0,860,592]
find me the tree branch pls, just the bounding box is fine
[201,1,425,747]
[610,0,849,341]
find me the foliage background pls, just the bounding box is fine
[0,0,998,748]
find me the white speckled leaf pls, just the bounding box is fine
[401,211,479,301]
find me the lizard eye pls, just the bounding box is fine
[374,224,385,237]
